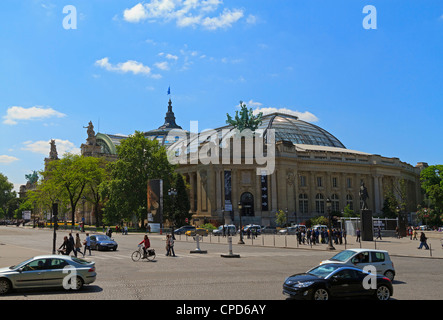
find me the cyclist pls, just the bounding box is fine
[139,235,151,259]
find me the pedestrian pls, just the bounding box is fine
[412,228,418,240]
[75,233,83,256]
[356,228,361,243]
[167,234,176,257]
[83,233,92,256]
[418,232,429,250]
[59,236,69,255]
[165,234,170,255]
[343,228,347,245]
[68,233,76,257]
[376,226,382,240]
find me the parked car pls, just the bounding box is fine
[213,225,236,236]
[0,255,96,295]
[312,224,328,232]
[243,224,261,234]
[279,227,299,235]
[320,249,396,281]
[261,226,277,234]
[186,228,209,237]
[283,264,393,300]
[174,225,196,235]
[90,235,118,251]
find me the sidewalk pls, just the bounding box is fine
[171,232,443,259]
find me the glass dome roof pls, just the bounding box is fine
[168,112,346,152]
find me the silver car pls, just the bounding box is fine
[0,255,96,295]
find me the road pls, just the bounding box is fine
[0,226,442,301]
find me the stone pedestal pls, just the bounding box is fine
[360,209,373,241]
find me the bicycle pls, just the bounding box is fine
[131,245,156,261]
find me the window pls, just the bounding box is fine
[317,177,323,187]
[49,259,69,269]
[315,194,325,214]
[371,252,385,263]
[332,177,338,188]
[300,175,306,187]
[346,194,354,211]
[346,178,352,188]
[299,194,308,214]
[331,194,339,212]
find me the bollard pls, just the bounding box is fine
[221,236,240,258]
[190,235,207,254]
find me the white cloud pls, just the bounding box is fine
[3,106,66,125]
[165,53,179,60]
[0,155,19,164]
[123,0,248,30]
[253,107,319,123]
[95,57,153,76]
[154,61,170,70]
[22,139,80,156]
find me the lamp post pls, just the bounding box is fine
[81,196,86,232]
[52,199,59,254]
[238,201,244,244]
[326,198,335,251]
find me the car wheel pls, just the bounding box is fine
[384,270,395,281]
[375,285,391,300]
[312,288,329,300]
[70,276,84,291]
[0,278,12,295]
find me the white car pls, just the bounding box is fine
[213,225,236,236]
[320,249,396,281]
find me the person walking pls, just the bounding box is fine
[356,228,361,243]
[75,233,83,257]
[418,232,429,250]
[412,228,418,240]
[166,234,176,257]
[376,226,382,240]
[83,233,92,256]
[68,233,76,257]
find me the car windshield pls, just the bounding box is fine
[96,235,111,241]
[10,258,33,269]
[307,264,342,278]
[329,250,356,262]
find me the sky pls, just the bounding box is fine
[0,0,442,192]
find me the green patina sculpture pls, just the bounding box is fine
[226,101,263,132]
[25,171,39,185]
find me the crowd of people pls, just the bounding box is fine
[58,232,91,257]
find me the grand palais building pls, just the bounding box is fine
[79,99,425,227]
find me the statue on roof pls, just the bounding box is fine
[49,139,59,160]
[226,101,263,132]
[84,121,96,145]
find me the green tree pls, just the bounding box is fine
[275,209,287,226]
[164,174,191,227]
[102,131,176,226]
[43,154,98,228]
[420,165,443,211]
[0,173,17,219]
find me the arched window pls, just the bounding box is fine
[315,193,325,214]
[299,194,308,214]
[346,194,353,211]
[331,194,340,212]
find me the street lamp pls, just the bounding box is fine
[326,198,335,251]
[238,201,244,244]
[52,199,59,254]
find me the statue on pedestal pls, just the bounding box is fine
[359,181,369,210]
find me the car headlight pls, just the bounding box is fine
[285,280,314,288]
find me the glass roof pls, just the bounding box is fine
[168,113,345,152]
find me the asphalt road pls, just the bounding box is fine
[0,226,442,301]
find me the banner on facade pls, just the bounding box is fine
[261,174,269,211]
[224,171,232,212]
[147,179,163,225]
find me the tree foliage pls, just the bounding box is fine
[101,131,176,226]
[420,165,443,212]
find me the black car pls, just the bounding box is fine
[283,264,393,300]
[174,225,195,235]
[90,235,118,251]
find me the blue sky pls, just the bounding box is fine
[1,0,442,191]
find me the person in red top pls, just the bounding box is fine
[139,235,151,258]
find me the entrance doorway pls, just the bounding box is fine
[240,192,254,216]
